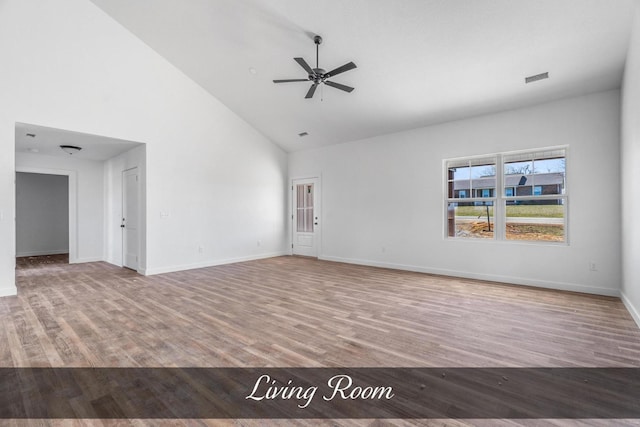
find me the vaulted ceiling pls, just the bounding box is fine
[88,0,636,152]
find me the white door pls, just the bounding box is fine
[122,167,139,270]
[292,178,319,257]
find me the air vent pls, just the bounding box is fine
[525,72,549,84]
[298,132,309,137]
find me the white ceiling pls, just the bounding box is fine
[15,123,142,161]
[88,0,635,153]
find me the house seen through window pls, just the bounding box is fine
[446,148,567,242]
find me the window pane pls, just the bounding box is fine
[449,161,495,200]
[505,199,565,242]
[447,201,494,239]
[305,184,313,207]
[504,150,566,198]
[504,160,533,176]
[296,184,314,232]
[296,185,305,208]
[532,158,565,196]
[448,165,470,199]
[297,208,304,231]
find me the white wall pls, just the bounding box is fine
[0,0,288,295]
[16,172,69,257]
[104,145,146,268]
[290,90,622,296]
[16,153,105,264]
[621,3,640,326]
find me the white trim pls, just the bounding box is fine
[16,249,68,257]
[319,255,620,297]
[141,251,289,276]
[621,291,640,329]
[15,166,78,263]
[71,257,104,264]
[0,286,18,297]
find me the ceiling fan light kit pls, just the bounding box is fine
[273,35,357,99]
[60,145,82,155]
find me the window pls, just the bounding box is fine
[446,156,496,239]
[445,147,567,242]
[296,183,314,232]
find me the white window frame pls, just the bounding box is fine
[444,146,568,244]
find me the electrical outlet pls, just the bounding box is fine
[198,246,204,254]
[589,261,597,271]
[257,240,262,247]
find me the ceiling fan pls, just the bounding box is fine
[273,35,357,99]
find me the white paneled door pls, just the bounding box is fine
[292,178,319,257]
[122,167,139,270]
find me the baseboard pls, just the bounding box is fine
[319,255,620,297]
[16,249,69,257]
[141,251,289,276]
[70,257,104,264]
[621,291,640,328]
[0,285,17,297]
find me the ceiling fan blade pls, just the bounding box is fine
[294,57,314,75]
[325,61,356,78]
[305,83,318,99]
[325,80,354,93]
[273,79,309,83]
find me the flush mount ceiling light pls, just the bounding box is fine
[60,145,82,155]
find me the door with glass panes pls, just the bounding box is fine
[292,178,319,257]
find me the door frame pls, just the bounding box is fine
[122,166,140,270]
[15,166,78,263]
[290,176,321,257]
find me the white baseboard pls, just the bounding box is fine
[0,285,17,297]
[621,291,640,328]
[141,251,289,276]
[70,257,104,264]
[319,255,620,297]
[16,249,68,257]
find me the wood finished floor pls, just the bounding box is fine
[2,255,640,426]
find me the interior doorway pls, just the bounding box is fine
[15,172,69,259]
[15,167,78,263]
[15,122,146,274]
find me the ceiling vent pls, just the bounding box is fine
[525,72,549,84]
